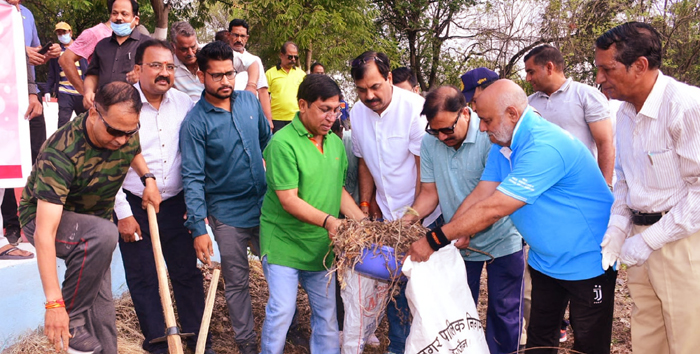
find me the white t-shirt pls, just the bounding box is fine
[234,50,268,91]
[350,87,441,225]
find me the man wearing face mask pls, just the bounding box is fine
[46,22,89,128]
[83,0,148,110]
[265,41,306,132]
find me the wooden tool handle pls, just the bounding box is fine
[147,204,184,354]
[195,268,220,354]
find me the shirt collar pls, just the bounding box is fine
[637,71,668,120]
[110,27,142,43]
[533,77,572,98]
[199,90,238,113]
[134,82,173,108]
[509,106,535,148]
[290,113,311,136]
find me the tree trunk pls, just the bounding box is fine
[305,43,313,73]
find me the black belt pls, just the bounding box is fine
[631,210,667,226]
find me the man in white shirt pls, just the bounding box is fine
[524,44,615,186]
[170,21,258,102]
[349,50,440,354]
[228,18,273,127]
[596,22,700,354]
[113,39,215,354]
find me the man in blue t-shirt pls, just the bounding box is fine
[407,79,616,354]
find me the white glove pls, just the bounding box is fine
[600,226,626,270]
[620,234,654,267]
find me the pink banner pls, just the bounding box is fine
[0,2,32,188]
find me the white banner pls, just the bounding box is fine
[0,2,33,189]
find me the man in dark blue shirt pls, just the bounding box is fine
[179,41,271,354]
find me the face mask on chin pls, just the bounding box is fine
[111,20,134,37]
[57,33,71,44]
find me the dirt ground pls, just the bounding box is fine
[3,261,633,354]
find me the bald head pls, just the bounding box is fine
[475,79,528,147]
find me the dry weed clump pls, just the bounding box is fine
[328,219,426,310]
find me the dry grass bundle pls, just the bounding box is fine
[328,219,427,303]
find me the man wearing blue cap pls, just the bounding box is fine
[460,67,500,105]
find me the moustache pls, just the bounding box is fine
[155,76,171,84]
[234,41,243,46]
[218,85,233,91]
[365,98,380,104]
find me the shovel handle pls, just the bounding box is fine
[147,204,184,354]
[195,268,220,354]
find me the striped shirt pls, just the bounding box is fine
[58,47,82,95]
[608,71,700,250]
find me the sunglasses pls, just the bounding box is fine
[96,107,140,138]
[287,55,299,61]
[351,56,384,68]
[425,110,461,136]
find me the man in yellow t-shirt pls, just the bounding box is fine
[265,41,306,132]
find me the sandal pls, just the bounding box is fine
[0,245,34,260]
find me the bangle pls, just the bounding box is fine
[45,299,65,309]
[425,226,450,251]
[360,201,370,208]
[246,82,257,88]
[322,214,332,228]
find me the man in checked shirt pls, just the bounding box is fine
[596,22,700,354]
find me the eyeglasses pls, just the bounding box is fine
[95,107,140,138]
[351,56,384,68]
[425,110,461,136]
[230,33,248,39]
[287,55,299,61]
[313,103,342,120]
[206,70,237,82]
[142,62,176,72]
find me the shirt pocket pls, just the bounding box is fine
[647,149,681,189]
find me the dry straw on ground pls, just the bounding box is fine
[3,261,633,354]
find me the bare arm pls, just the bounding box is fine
[403,182,439,224]
[58,49,85,94]
[414,154,421,200]
[276,188,356,238]
[451,181,500,220]
[588,119,615,185]
[407,190,525,262]
[257,87,273,128]
[130,153,161,212]
[35,200,72,352]
[82,75,98,109]
[358,157,375,216]
[244,61,259,94]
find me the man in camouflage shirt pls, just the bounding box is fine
[19,81,161,354]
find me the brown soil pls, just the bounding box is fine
[3,261,632,354]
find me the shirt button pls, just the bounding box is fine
[162,144,165,147]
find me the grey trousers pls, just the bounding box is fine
[208,216,260,344]
[24,211,119,354]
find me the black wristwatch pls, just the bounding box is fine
[140,173,156,186]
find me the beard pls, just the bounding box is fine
[205,85,233,100]
[489,119,513,146]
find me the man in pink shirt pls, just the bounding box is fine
[58,21,111,95]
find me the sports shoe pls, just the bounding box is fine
[559,319,570,343]
[367,333,380,347]
[66,327,102,354]
[237,338,258,354]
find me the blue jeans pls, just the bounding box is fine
[465,249,525,354]
[387,282,410,353]
[261,256,340,354]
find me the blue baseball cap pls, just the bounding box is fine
[460,67,499,102]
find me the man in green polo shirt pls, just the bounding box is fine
[265,41,306,133]
[259,74,365,354]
